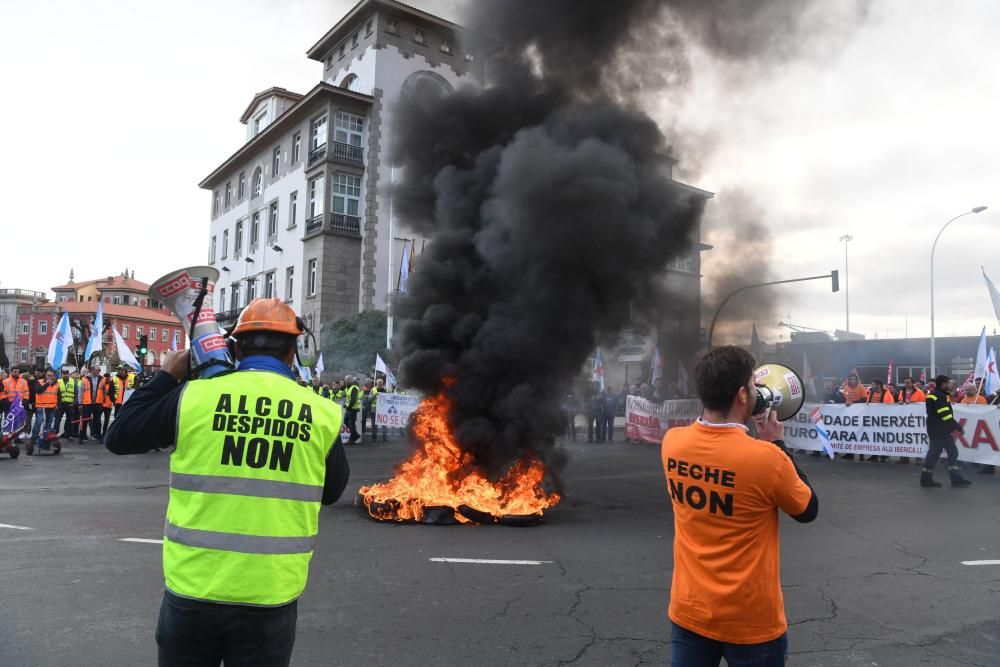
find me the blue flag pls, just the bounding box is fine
[3,393,26,435]
[47,313,72,371]
[171,330,179,352]
[810,407,835,459]
[84,301,104,362]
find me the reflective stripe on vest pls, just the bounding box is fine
[166,369,342,606]
[36,383,59,409]
[59,378,78,403]
[3,378,28,402]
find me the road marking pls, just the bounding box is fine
[961,560,1000,566]
[429,558,553,565]
[119,538,164,545]
[0,523,34,531]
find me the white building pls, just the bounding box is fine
[199,0,487,337]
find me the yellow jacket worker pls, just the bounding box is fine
[105,298,350,667]
[662,346,817,666]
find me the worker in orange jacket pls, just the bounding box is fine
[864,379,894,461]
[2,369,30,430]
[79,367,108,444]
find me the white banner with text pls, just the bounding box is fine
[374,393,423,429]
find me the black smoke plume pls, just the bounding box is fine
[389,0,862,476]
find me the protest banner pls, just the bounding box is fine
[375,393,422,429]
[624,395,700,444]
[783,403,1000,465]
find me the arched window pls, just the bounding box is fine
[252,168,262,199]
[400,70,454,101]
[339,73,361,93]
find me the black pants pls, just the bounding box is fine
[156,591,297,667]
[56,403,77,437]
[101,407,113,435]
[924,433,959,470]
[361,407,382,441]
[345,409,359,441]
[565,412,577,441]
[604,415,615,441]
[587,414,605,441]
[80,404,102,441]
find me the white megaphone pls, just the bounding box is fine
[148,266,233,379]
[752,363,806,422]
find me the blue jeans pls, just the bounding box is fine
[671,621,787,666]
[30,407,56,443]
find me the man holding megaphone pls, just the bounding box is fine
[662,346,817,666]
[105,297,351,666]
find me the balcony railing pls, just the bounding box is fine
[331,141,363,162]
[215,308,242,326]
[305,211,361,237]
[307,141,363,166]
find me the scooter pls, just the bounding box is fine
[0,428,22,459]
[25,430,61,456]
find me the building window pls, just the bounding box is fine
[441,39,452,54]
[213,190,220,216]
[161,329,168,342]
[20,349,27,363]
[324,54,332,70]
[286,267,294,302]
[292,133,301,163]
[235,220,244,256]
[231,284,241,309]
[308,175,325,220]
[307,259,317,296]
[20,321,28,334]
[351,31,359,48]
[238,171,246,199]
[414,27,426,44]
[210,235,217,263]
[387,18,399,35]
[219,287,226,312]
[271,146,281,176]
[136,326,144,339]
[122,324,129,339]
[334,112,364,147]
[332,173,362,216]
[253,112,266,136]
[310,114,327,150]
[289,191,298,228]
[222,229,229,258]
[252,168,262,198]
[247,276,257,301]
[265,272,275,298]
[365,19,373,35]
[225,182,232,207]
[268,202,279,238]
[250,211,260,247]
[39,320,48,335]
[149,327,156,342]
[112,295,122,305]
[338,44,345,59]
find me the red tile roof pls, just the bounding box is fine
[36,301,181,325]
[51,275,151,292]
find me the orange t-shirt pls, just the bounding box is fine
[662,420,813,644]
[842,384,868,404]
[904,388,926,403]
[961,395,987,404]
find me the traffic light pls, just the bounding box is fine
[831,270,840,293]
[139,335,148,356]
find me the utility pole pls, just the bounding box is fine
[839,235,852,333]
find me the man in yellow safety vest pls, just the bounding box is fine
[105,298,350,666]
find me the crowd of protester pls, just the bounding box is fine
[297,373,402,445]
[562,380,696,442]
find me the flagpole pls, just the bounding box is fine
[385,153,396,351]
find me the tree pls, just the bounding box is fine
[319,309,389,377]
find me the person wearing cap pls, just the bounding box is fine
[921,375,971,488]
[104,298,350,666]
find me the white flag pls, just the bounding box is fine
[987,348,1000,396]
[802,353,817,397]
[295,358,311,382]
[375,353,396,388]
[112,326,142,372]
[84,301,104,362]
[171,330,179,352]
[398,240,413,293]
[983,267,1000,323]
[975,326,988,381]
[315,353,325,377]
[678,360,690,395]
[47,313,72,370]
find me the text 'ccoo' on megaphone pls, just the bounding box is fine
[752,363,806,422]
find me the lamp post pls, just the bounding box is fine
[838,235,852,333]
[930,206,988,376]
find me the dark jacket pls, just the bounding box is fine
[925,388,963,439]
[104,368,350,505]
[823,389,845,404]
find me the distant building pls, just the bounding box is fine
[200,0,489,340]
[14,271,183,370]
[0,288,47,368]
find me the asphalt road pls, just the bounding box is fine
[1,435,998,666]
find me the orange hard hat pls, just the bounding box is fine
[231,298,304,337]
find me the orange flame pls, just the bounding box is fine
[359,392,560,523]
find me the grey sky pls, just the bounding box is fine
[3,0,998,345]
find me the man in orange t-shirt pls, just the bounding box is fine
[663,346,817,665]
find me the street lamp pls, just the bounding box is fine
[839,234,853,333]
[930,205,988,376]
